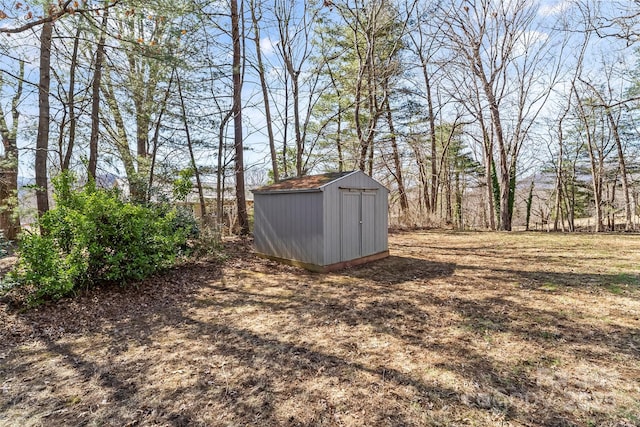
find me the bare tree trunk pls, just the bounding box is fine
[613,122,632,230]
[480,119,496,230]
[455,171,463,229]
[574,84,604,232]
[177,75,207,222]
[424,67,437,214]
[365,39,379,177]
[483,85,512,231]
[583,79,633,231]
[217,110,232,222]
[147,71,174,202]
[408,139,430,214]
[384,94,408,214]
[336,109,344,172]
[553,117,565,232]
[251,0,279,182]
[36,20,53,221]
[354,58,366,171]
[291,72,303,177]
[0,61,24,240]
[101,71,137,187]
[231,0,249,235]
[281,73,289,178]
[88,6,108,180]
[61,27,81,171]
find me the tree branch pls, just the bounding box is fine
[0,0,121,34]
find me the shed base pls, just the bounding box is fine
[255,250,390,273]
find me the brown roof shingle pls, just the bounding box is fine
[252,171,354,193]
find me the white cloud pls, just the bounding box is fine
[522,30,549,46]
[538,0,573,17]
[260,37,277,55]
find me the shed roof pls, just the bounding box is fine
[252,171,356,193]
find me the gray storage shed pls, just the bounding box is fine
[252,171,389,272]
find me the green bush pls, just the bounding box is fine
[9,173,197,304]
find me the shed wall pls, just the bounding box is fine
[323,172,388,265]
[253,192,324,265]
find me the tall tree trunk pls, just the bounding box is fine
[61,27,81,171]
[251,0,279,182]
[217,110,232,222]
[424,65,437,214]
[231,0,249,235]
[147,71,174,201]
[483,88,511,231]
[336,109,344,172]
[612,120,632,230]
[581,79,632,230]
[455,169,463,229]
[553,117,565,231]
[0,61,24,240]
[88,6,108,180]
[36,20,53,222]
[293,75,303,177]
[413,143,431,214]
[177,75,207,222]
[480,121,496,230]
[101,71,137,187]
[354,63,366,172]
[384,94,408,214]
[365,45,379,177]
[574,86,603,232]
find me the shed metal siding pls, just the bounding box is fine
[254,192,324,265]
[323,171,388,265]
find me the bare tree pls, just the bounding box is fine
[440,0,562,230]
[572,80,617,232]
[405,0,442,213]
[581,74,633,230]
[272,0,324,177]
[36,19,53,220]
[231,0,249,234]
[59,26,81,171]
[0,61,24,240]
[250,0,279,182]
[177,74,207,223]
[88,5,108,180]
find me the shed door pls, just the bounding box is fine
[340,190,377,261]
[361,192,376,255]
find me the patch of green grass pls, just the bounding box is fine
[611,273,640,286]
[66,396,82,406]
[607,284,624,295]
[464,318,503,332]
[539,330,562,340]
[537,356,562,367]
[603,273,640,294]
[539,283,559,291]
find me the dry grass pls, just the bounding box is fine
[1,231,640,426]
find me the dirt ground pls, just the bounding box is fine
[1,231,639,427]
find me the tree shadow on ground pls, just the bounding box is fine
[1,244,639,426]
[340,255,456,285]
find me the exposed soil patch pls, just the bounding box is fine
[1,232,639,426]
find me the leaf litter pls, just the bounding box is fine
[1,231,639,426]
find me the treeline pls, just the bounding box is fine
[1,0,639,237]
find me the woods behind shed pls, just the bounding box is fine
[252,171,389,272]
